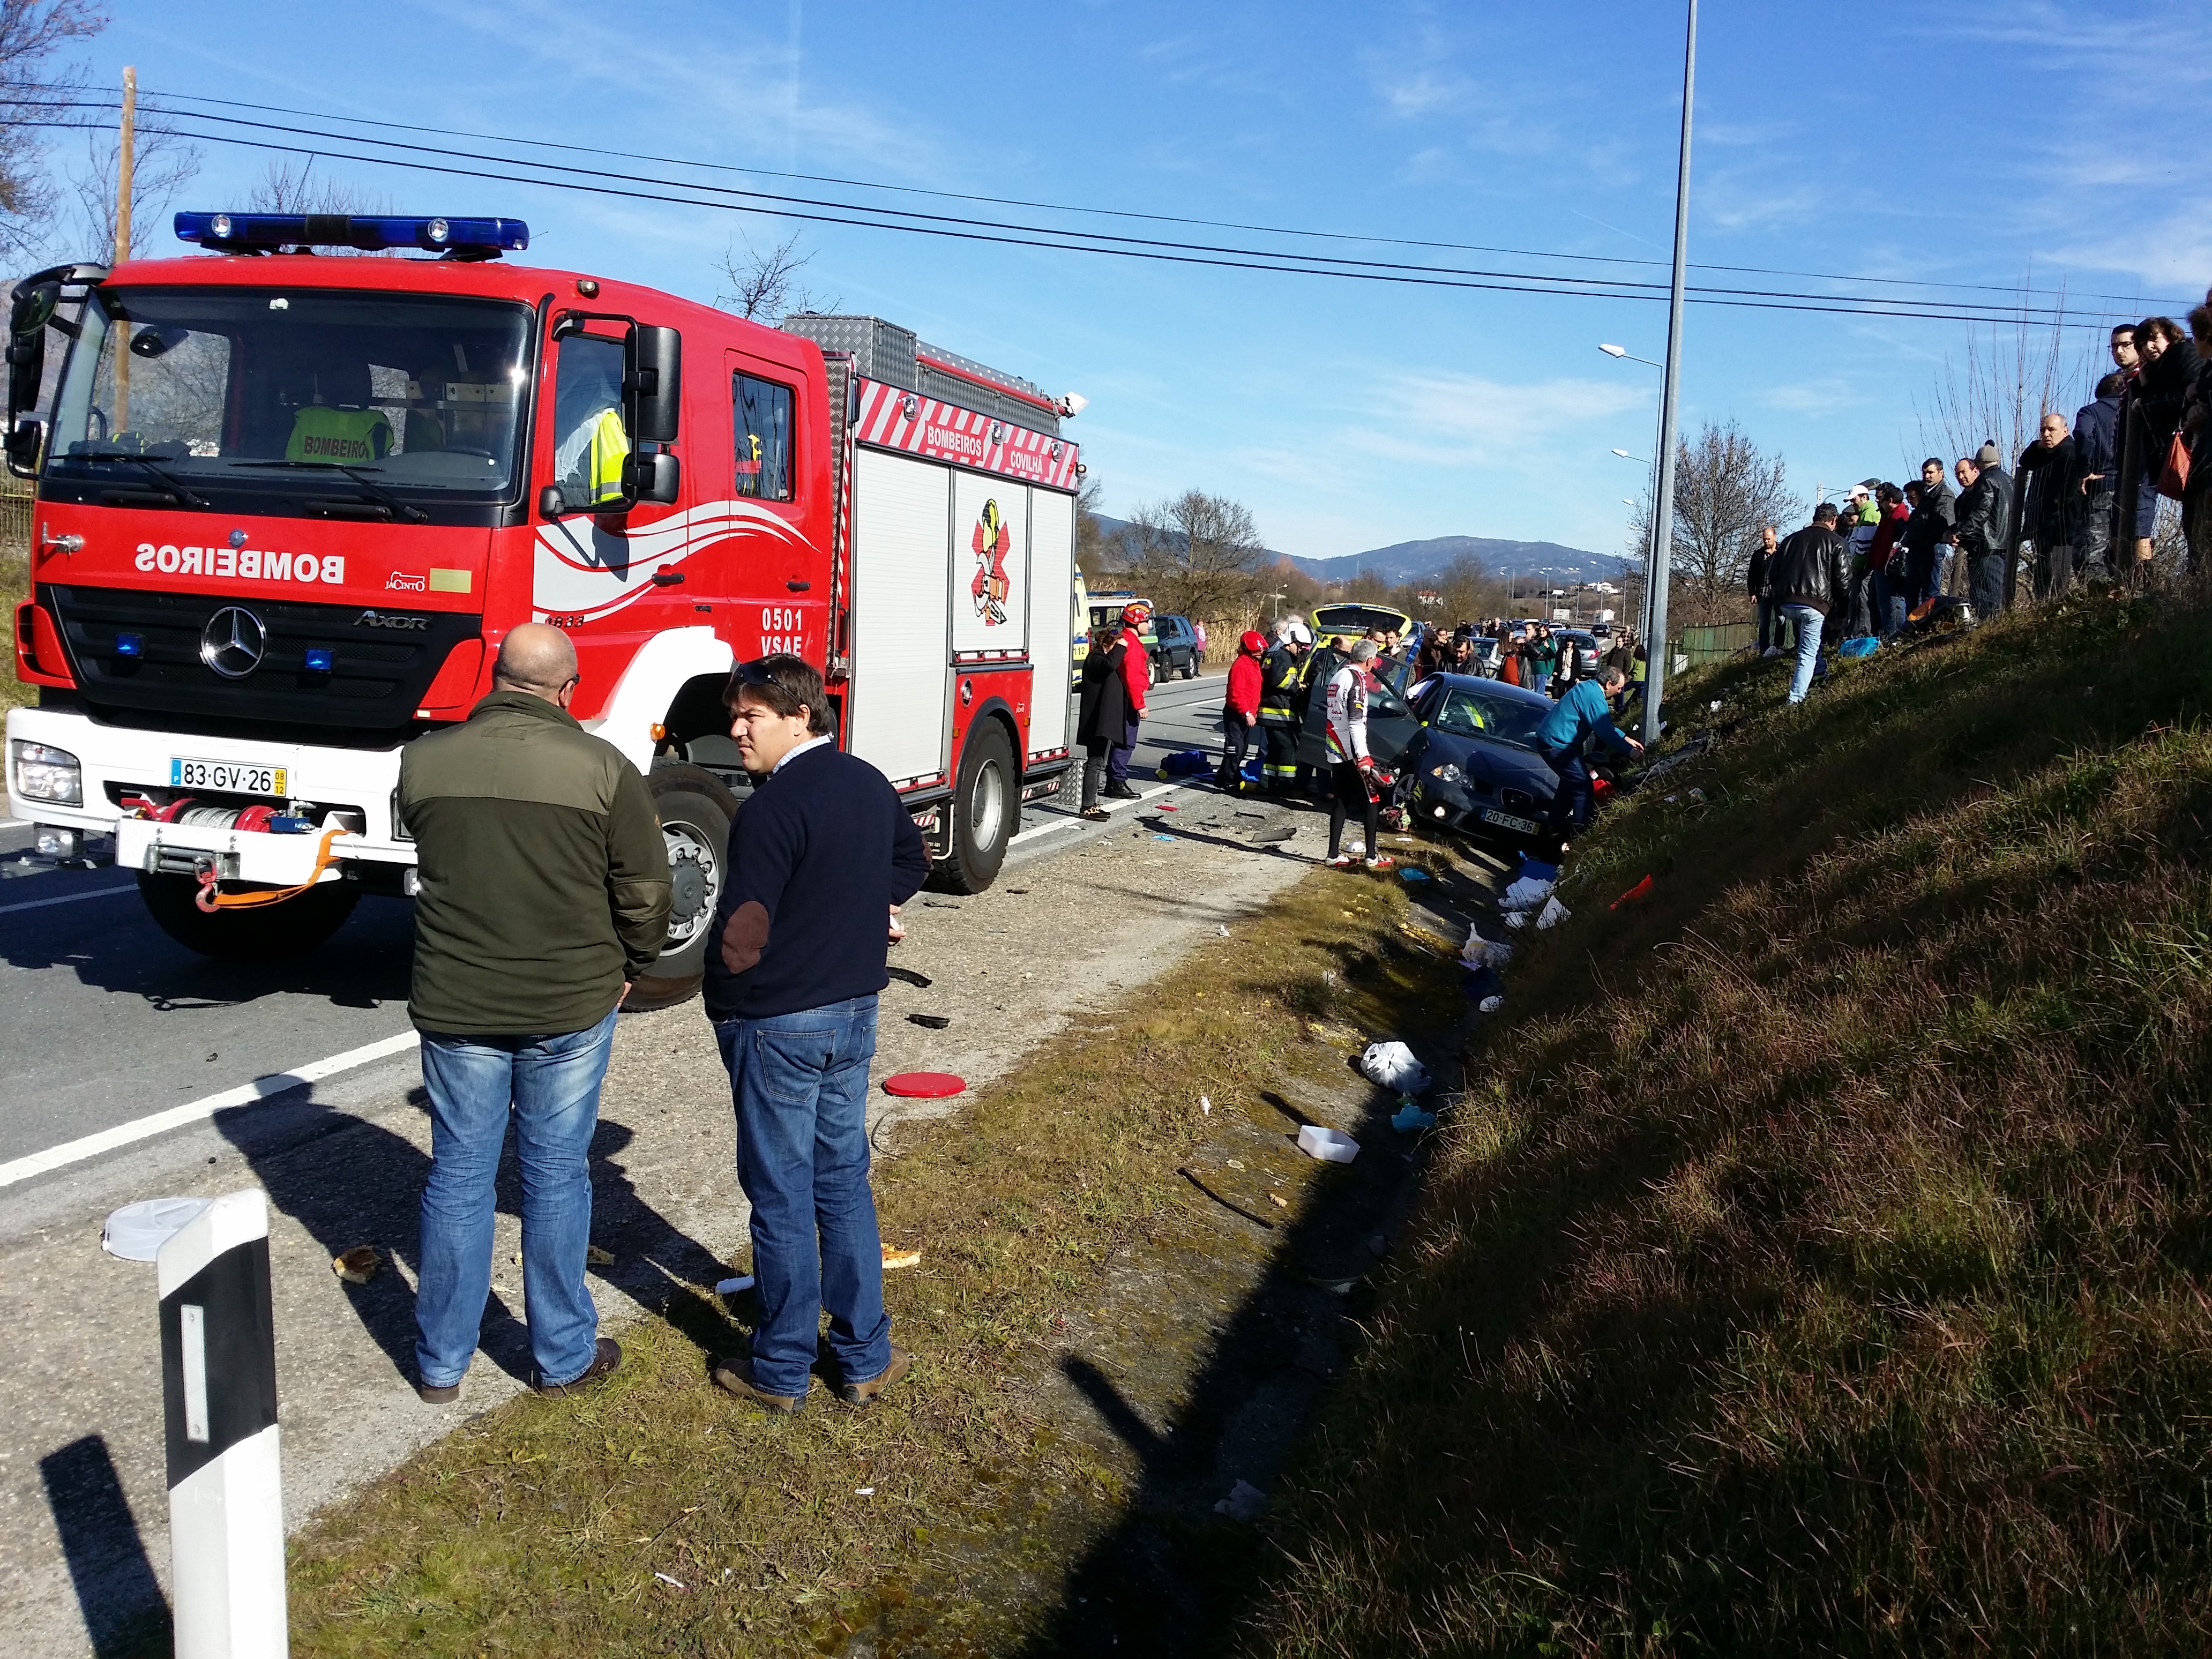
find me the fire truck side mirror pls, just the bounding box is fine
[625,326,682,444]
[5,282,55,421]
[5,415,43,478]
[622,449,680,506]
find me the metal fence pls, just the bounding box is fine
[1676,622,1755,667]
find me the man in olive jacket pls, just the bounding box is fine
[397,623,671,1403]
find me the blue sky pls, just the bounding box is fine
[54,0,2212,561]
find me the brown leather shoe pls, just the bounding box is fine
[712,1354,807,1414]
[535,1337,622,1398]
[839,1344,911,1407]
[415,1376,461,1404]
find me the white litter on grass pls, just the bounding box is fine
[1200,1095,1212,1116]
[1214,1479,1270,1520]
[1499,876,1555,912]
[1298,1125,1361,1164]
[855,1487,876,1496]
[655,1573,687,1590]
[1216,924,1230,936]
[102,1197,212,1262]
[714,1274,756,1296]
[1460,929,1511,969]
[1535,895,1570,930]
[1359,1041,1430,1094]
[1478,996,1504,1014]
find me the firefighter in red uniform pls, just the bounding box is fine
[1215,630,1266,790]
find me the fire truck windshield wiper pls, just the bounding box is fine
[70,450,212,509]
[234,460,429,523]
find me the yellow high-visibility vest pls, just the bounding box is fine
[286,406,394,466]
[583,408,630,506]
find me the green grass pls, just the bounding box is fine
[2,548,29,712]
[1243,585,2212,1653]
[280,858,1468,1656]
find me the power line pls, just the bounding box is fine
[130,84,2182,313]
[2,100,2170,329]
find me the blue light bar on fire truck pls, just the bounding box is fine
[172,212,529,259]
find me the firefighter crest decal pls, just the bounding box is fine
[970,498,1011,626]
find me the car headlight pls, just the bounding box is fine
[11,739,82,806]
[1429,762,1465,786]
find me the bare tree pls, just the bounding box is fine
[68,114,200,262]
[0,1,107,266]
[1629,419,1800,623]
[1074,473,1109,579]
[1125,490,1268,621]
[244,156,391,216]
[1912,280,2106,477]
[716,229,839,322]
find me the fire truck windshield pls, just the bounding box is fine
[44,285,535,518]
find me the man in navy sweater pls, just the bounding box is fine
[703,654,931,1412]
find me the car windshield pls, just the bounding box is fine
[44,285,534,508]
[1429,683,1549,750]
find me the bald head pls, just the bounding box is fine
[494,623,579,702]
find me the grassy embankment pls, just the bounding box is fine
[1249,584,2212,1652]
[276,853,1466,1656]
[3,544,28,712]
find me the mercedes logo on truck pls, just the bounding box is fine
[199,606,267,679]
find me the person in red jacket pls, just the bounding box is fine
[1075,601,1152,810]
[1215,629,1266,790]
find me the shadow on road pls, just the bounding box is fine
[0,891,414,1011]
[38,1434,171,1659]
[215,1093,725,1388]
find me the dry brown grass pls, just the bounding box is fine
[1245,585,2212,1654]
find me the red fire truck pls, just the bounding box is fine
[5,212,1083,1007]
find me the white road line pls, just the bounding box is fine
[0,1029,422,1189]
[0,883,138,918]
[1011,781,1184,847]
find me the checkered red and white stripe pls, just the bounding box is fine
[853,379,1080,491]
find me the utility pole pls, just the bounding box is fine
[1641,1,1696,748]
[113,66,136,432]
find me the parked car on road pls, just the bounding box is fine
[1152,614,1202,679]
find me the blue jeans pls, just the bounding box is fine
[1540,745,1593,839]
[415,1007,617,1389]
[1781,603,1825,703]
[715,995,891,1397]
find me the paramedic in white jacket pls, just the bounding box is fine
[1322,639,1396,871]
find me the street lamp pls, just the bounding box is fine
[1600,342,1666,370]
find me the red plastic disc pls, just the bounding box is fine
[883,1071,967,1098]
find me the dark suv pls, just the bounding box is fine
[1153,614,1202,679]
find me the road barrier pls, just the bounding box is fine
[158,1189,288,1657]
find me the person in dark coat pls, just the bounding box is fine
[2187,304,2212,573]
[2074,371,2123,581]
[2110,323,2160,580]
[1769,504,1850,704]
[2134,318,2202,577]
[1747,525,1780,655]
[1953,455,2007,619]
[1074,601,1151,814]
[1902,457,1956,612]
[2014,412,2081,600]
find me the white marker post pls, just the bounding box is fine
[156,1189,288,1657]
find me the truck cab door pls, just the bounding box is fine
[530,322,693,713]
[726,351,819,664]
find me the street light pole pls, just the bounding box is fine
[1643,0,1697,747]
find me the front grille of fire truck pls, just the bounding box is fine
[40,584,483,737]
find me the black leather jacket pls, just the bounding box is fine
[1768,525,1850,615]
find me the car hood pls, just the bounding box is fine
[1415,727,1557,799]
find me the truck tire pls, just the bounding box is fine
[940,721,1015,894]
[137,872,360,961]
[625,765,741,1013]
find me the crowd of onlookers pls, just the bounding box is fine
[1747,299,2212,703]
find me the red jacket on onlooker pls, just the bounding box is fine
[1225,650,1262,718]
[1870,501,1909,570]
[1117,626,1148,717]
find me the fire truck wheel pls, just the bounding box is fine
[135,872,360,961]
[941,721,1016,894]
[624,766,740,1012]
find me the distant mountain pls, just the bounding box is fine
[1282,536,1631,587]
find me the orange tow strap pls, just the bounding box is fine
[194,826,353,913]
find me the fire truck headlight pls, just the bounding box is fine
[11,739,82,806]
[208,213,233,240]
[425,218,450,245]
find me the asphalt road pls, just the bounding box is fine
[0,670,1239,1185]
